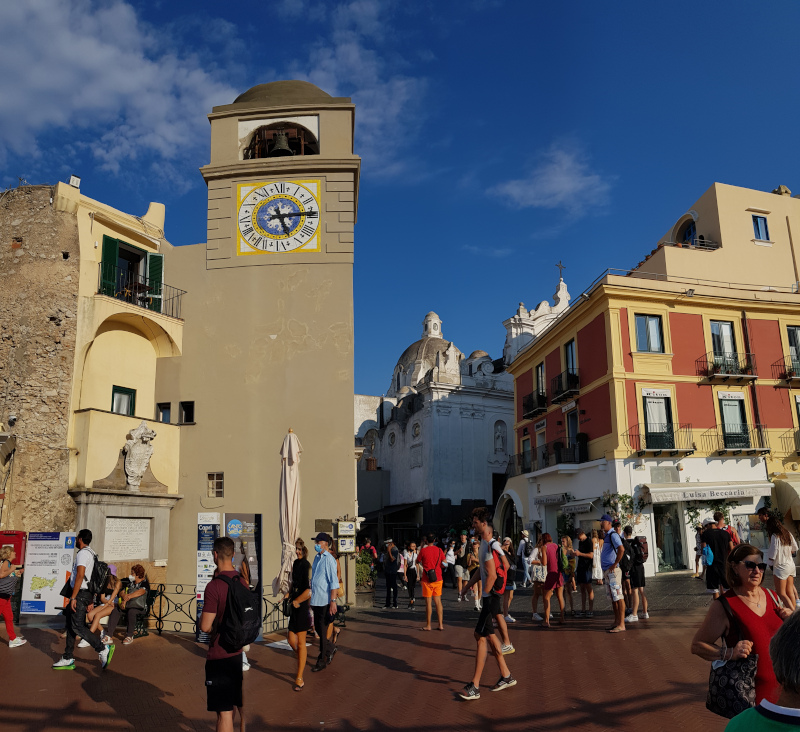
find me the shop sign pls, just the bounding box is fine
[534,419,546,431]
[533,494,565,505]
[561,400,576,413]
[648,485,770,503]
[717,391,744,400]
[563,502,595,514]
[642,388,670,398]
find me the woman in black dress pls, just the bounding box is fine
[286,538,312,691]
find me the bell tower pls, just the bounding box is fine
[200,80,359,267]
[162,81,361,595]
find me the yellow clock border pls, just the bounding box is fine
[236,179,322,256]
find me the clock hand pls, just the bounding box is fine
[269,210,318,220]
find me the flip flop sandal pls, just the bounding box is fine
[123,637,134,645]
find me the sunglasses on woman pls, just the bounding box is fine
[740,560,767,572]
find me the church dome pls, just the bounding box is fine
[233,80,340,107]
[396,338,462,376]
[468,350,490,359]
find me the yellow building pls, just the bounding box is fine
[499,182,800,574]
[0,81,361,600]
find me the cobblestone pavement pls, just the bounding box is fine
[0,572,750,731]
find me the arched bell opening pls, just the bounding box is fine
[243,122,320,159]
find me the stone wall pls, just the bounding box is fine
[0,185,80,531]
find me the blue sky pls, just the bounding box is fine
[2,1,800,396]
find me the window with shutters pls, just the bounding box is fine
[99,235,164,314]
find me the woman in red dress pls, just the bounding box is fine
[539,533,565,628]
[692,543,792,704]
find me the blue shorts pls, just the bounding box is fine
[575,567,593,585]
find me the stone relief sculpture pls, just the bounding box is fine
[494,422,507,454]
[123,421,157,492]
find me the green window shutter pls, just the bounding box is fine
[100,236,119,296]
[147,253,163,313]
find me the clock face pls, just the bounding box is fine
[236,180,321,254]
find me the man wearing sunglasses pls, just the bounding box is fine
[701,515,734,600]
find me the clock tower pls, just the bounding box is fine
[159,81,361,596]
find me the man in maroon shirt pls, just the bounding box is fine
[200,537,247,732]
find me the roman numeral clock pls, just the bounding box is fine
[237,180,321,254]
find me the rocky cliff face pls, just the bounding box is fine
[0,185,80,531]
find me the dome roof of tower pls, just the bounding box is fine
[468,350,490,359]
[396,337,462,375]
[232,80,346,107]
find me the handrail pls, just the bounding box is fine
[701,424,770,455]
[695,351,757,379]
[551,369,579,402]
[97,261,186,319]
[624,423,694,455]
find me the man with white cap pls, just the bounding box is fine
[516,530,533,587]
[309,532,339,672]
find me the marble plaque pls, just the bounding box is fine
[104,517,151,561]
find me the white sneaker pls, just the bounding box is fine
[640,612,649,619]
[9,637,27,648]
[78,639,90,648]
[457,596,462,602]
[532,612,544,621]
[99,644,114,669]
[504,614,516,623]
[500,643,515,655]
[52,657,75,669]
[242,662,250,671]
[625,614,639,623]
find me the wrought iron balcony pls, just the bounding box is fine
[771,355,800,382]
[522,391,547,419]
[703,424,770,456]
[779,429,800,455]
[695,351,757,381]
[98,262,186,319]
[624,423,695,457]
[507,452,533,477]
[551,369,580,403]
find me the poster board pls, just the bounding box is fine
[196,513,220,643]
[20,532,76,615]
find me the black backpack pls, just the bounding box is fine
[619,538,633,573]
[630,537,645,566]
[215,575,261,652]
[523,539,534,558]
[86,549,110,597]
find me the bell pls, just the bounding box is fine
[268,129,294,157]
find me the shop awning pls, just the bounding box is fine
[773,480,800,521]
[561,496,601,515]
[642,481,773,504]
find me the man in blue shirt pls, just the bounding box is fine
[600,514,626,633]
[309,532,340,672]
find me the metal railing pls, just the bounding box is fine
[506,440,588,476]
[507,452,533,477]
[98,262,186,319]
[772,355,800,380]
[150,583,288,635]
[695,351,757,380]
[551,369,580,402]
[779,429,800,455]
[661,237,721,251]
[522,391,547,419]
[702,424,770,455]
[624,423,694,456]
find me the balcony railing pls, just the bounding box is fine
[507,440,588,476]
[522,391,547,419]
[551,369,580,403]
[507,452,533,477]
[703,424,770,455]
[695,351,757,381]
[779,429,800,455]
[98,262,186,319]
[624,423,695,457]
[771,355,800,381]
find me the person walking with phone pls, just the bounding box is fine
[458,507,516,701]
[52,529,113,671]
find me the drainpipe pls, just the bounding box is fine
[741,312,763,442]
[787,216,800,289]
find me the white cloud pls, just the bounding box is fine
[287,0,428,178]
[0,0,238,177]
[463,244,513,258]
[489,143,613,216]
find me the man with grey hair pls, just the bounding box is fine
[725,610,800,729]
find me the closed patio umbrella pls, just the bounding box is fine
[273,429,303,595]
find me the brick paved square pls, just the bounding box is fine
[0,573,741,731]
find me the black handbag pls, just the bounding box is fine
[281,598,292,617]
[706,595,758,719]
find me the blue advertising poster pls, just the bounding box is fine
[196,513,220,643]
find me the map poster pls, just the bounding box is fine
[196,513,220,643]
[21,532,76,614]
[224,513,262,640]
